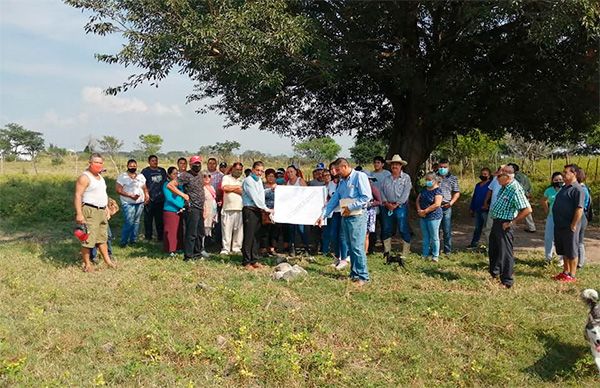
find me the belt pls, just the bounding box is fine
[83,203,106,210]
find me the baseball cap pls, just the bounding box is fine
[315,162,325,170]
[219,162,227,168]
[189,155,202,164]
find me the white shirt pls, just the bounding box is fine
[81,171,108,207]
[488,177,502,207]
[116,172,146,204]
[221,174,244,211]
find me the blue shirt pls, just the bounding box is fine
[470,180,491,212]
[322,169,372,218]
[419,187,443,220]
[162,181,185,213]
[242,174,269,211]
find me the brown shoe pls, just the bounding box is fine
[354,280,368,287]
[244,264,256,270]
[252,262,265,269]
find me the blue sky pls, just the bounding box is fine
[0,0,353,155]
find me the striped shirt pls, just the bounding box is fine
[438,173,460,203]
[380,172,412,205]
[490,180,530,220]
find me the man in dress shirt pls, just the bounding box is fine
[241,161,273,269]
[380,155,412,260]
[316,158,372,286]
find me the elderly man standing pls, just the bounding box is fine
[380,155,412,261]
[488,165,532,289]
[552,164,585,283]
[74,153,116,272]
[241,161,273,269]
[317,158,372,286]
[220,162,244,255]
[437,158,460,254]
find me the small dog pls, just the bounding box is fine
[581,289,600,374]
[385,254,406,268]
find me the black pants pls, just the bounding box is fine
[489,219,514,286]
[261,223,281,249]
[144,200,164,240]
[183,207,204,260]
[242,207,262,265]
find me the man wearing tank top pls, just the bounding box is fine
[74,153,116,272]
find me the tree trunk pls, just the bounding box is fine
[386,104,436,186]
[32,156,38,174]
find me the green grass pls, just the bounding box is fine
[1,238,599,386]
[1,172,599,386]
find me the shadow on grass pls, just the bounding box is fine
[421,267,461,281]
[524,331,590,381]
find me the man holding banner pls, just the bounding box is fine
[316,158,373,286]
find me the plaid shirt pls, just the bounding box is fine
[438,173,460,203]
[490,180,530,220]
[380,172,412,205]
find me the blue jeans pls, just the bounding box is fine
[91,227,112,259]
[120,202,144,245]
[341,213,369,281]
[381,204,411,243]
[288,224,309,247]
[544,215,557,261]
[470,211,488,247]
[420,218,442,258]
[322,212,348,258]
[441,207,453,254]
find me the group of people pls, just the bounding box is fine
[74,152,593,289]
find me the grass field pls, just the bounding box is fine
[1,169,600,386]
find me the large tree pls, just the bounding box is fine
[66,0,599,178]
[0,123,45,173]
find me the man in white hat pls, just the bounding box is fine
[380,154,412,262]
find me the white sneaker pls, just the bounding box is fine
[335,259,349,270]
[557,258,564,267]
[219,250,229,255]
[200,250,210,258]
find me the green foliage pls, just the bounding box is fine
[198,141,241,161]
[66,0,599,177]
[46,144,68,166]
[350,138,387,165]
[293,136,340,162]
[98,135,125,172]
[435,130,502,174]
[137,134,162,156]
[0,123,45,160]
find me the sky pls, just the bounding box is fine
[0,0,353,156]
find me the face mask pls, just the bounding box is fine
[425,180,434,188]
[251,173,260,182]
[553,182,564,188]
[479,175,488,181]
[438,167,448,176]
[128,168,137,174]
[89,164,103,174]
[191,165,201,173]
[276,178,285,185]
[232,170,242,178]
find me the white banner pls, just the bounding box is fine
[273,185,328,225]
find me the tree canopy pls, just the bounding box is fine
[294,136,341,162]
[138,134,163,156]
[66,0,600,176]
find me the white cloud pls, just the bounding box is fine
[41,110,89,128]
[82,86,148,113]
[154,103,182,116]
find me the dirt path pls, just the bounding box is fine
[449,216,600,263]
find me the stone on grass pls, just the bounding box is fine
[274,262,293,272]
[196,282,215,292]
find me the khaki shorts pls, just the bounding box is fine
[82,205,108,248]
